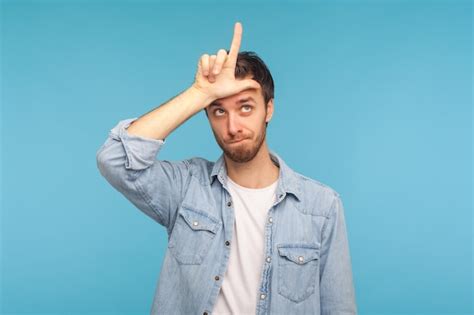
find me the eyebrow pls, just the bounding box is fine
[209,97,256,107]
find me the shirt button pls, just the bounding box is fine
[279,194,284,199]
[225,240,230,246]
[268,217,273,224]
[227,201,232,207]
[298,256,304,263]
[266,256,271,263]
[260,293,266,300]
[215,275,220,281]
[192,221,199,226]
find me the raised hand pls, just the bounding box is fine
[192,22,261,104]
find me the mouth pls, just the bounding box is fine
[228,138,247,144]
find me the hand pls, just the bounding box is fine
[192,22,261,104]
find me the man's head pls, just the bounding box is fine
[204,51,275,163]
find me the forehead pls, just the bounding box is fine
[209,89,261,108]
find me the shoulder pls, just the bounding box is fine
[293,171,342,217]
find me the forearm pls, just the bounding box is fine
[126,84,216,140]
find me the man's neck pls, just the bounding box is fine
[224,143,280,189]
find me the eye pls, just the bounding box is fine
[242,105,252,112]
[214,108,225,117]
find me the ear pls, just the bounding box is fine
[265,98,274,123]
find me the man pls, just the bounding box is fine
[96,22,357,315]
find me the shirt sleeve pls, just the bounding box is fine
[96,117,191,233]
[319,194,358,314]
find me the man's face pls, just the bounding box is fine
[205,80,274,163]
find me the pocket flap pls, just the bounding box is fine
[277,243,320,264]
[179,206,220,234]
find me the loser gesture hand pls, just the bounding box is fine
[193,22,261,103]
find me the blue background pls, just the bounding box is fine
[1,0,472,314]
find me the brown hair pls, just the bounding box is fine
[233,50,274,106]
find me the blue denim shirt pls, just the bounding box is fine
[96,118,357,315]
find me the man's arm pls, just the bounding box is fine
[96,86,215,231]
[319,194,358,314]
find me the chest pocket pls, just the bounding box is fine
[168,205,221,265]
[277,243,320,303]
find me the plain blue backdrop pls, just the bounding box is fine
[1,0,472,314]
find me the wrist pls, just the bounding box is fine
[190,83,216,107]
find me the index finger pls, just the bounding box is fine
[227,22,242,68]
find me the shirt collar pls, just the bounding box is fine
[210,150,302,202]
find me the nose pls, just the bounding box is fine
[227,113,242,136]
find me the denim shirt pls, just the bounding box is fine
[96,118,357,315]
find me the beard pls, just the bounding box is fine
[213,121,267,163]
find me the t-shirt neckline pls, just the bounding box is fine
[227,175,279,192]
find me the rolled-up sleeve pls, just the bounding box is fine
[96,118,191,232]
[319,194,358,314]
[115,117,165,170]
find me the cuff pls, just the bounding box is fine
[110,117,166,170]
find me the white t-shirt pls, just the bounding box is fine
[212,175,279,315]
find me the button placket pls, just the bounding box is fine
[258,210,273,310]
[225,194,234,249]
